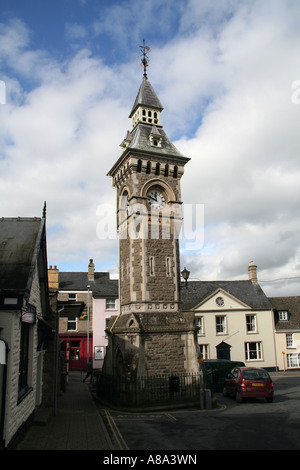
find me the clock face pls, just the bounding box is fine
[147,190,166,210]
[216,297,224,307]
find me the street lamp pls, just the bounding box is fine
[87,285,90,363]
[181,267,190,288]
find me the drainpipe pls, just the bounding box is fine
[54,306,64,416]
[0,339,8,449]
[87,286,90,365]
[271,308,279,371]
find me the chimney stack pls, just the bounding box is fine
[48,265,59,289]
[248,261,258,284]
[88,259,95,281]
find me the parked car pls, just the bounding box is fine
[223,367,274,403]
[204,360,245,392]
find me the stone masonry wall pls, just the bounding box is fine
[3,267,42,446]
[144,332,186,375]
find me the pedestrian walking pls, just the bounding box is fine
[83,359,93,383]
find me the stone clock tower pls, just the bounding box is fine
[104,45,198,377]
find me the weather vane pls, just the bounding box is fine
[139,39,150,78]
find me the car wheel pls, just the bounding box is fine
[235,390,243,403]
[266,395,273,403]
[223,387,228,397]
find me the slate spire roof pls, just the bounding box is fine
[129,76,163,117]
[126,122,187,160]
[108,73,189,178]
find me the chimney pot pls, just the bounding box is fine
[88,259,95,281]
[48,265,59,289]
[248,260,258,284]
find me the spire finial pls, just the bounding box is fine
[140,40,150,79]
[43,201,47,219]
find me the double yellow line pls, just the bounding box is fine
[104,409,129,450]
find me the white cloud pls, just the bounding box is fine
[1,1,300,295]
[173,0,300,291]
[0,21,129,271]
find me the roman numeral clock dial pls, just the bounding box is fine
[147,190,165,210]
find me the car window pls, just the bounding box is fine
[243,370,270,380]
[232,369,239,379]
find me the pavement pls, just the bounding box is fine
[12,369,300,451]
[14,371,114,451]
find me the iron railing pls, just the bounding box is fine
[96,371,213,409]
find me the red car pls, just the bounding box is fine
[223,367,274,403]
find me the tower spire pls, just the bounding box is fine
[140,39,150,79]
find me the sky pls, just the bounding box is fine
[1,0,300,297]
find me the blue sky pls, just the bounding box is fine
[1,0,300,296]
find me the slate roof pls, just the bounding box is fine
[59,272,118,298]
[181,280,273,311]
[0,217,44,291]
[129,76,163,116]
[59,276,271,309]
[127,123,188,160]
[269,296,300,330]
[108,77,189,178]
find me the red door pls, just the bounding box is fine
[60,335,93,371]
[69,341,83,370]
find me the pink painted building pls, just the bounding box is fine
[48,260,118,372]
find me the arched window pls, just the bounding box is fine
[137,160,142,173]
[155,163,160,175]
[146,161,151,174]
[164,164,169,177]
[173,165,178,178]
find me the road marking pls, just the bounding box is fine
[104,409,130,450]
[164,412,177,421]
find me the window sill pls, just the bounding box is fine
[17,386,33,405]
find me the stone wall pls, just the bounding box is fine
[144,332,186,375]
[1,264,50,447]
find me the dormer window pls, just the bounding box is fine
[149,126,162,148]
[279,310,288,321]
[120,130,132,150]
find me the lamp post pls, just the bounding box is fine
[87,285,90,364]
[181,267,190,288]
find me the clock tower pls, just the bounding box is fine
[104,44,198,377]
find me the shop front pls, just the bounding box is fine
[60,335,93,372]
